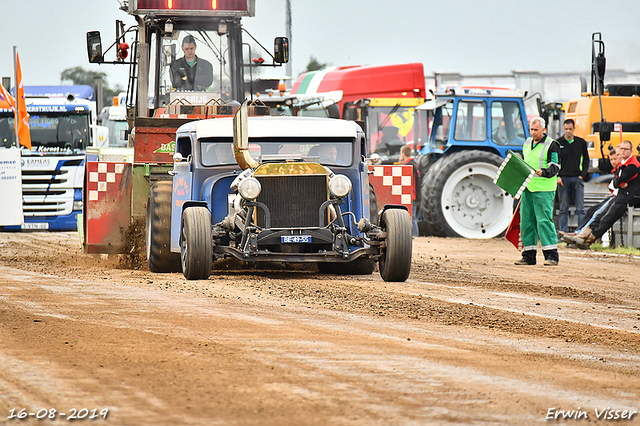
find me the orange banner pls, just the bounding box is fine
[15,52,31,150]
[0,83,15,110]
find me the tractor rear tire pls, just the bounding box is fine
[379,208,412,282]
[415,153,434,236]
[181,207,213,280]
[419,158,447,236]
[422,150,513,239]
[146,181,181,273]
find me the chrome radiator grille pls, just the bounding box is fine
[256,175,328,228]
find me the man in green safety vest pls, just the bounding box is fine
[515,117,561,266]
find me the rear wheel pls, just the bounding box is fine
[146,181,181,272]
[422,150,513,238]
[379,208,412,282]
[181,207,212,280]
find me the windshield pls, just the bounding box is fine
[104,118,129,148]
[200,138,353,167]
[366,105,429,163]
[490,101,526,146]
[431,100,454,148]
[150,26,235,110]
[454,100,487,141]
[0,112,90,154]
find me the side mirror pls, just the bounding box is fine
[599,121,613,142]
[367,153,381,164]
[164,44,176,65]
[274,37,289,64]
[343,105,358,121]
[326,103,340,119]
[87,31,103,64]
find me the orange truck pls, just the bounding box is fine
[564,33,640,171]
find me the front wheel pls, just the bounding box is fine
[379,208,412,282]
[181,207,213,280]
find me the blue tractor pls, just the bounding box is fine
[145,105,413,282]
[417,86,532,238]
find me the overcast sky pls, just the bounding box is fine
[2,0,640,91]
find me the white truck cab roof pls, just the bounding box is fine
[189,116,361,140]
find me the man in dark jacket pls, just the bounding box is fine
[571,140,640,247]
[556,119,589,232]
[170,35,214,91]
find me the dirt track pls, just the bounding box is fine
[0,232,639,425]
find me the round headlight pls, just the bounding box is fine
[238,177,262,200]
[329,174,352,198]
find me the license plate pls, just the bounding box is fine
[22,222,49,230]
[281,235,311,243]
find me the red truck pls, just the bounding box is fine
[284,63,429,223]
[290,63,426,114]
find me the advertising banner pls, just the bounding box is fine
[0,148,23,225]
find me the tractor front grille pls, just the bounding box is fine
[256,175,328,228]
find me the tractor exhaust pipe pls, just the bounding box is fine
[233,101,259,170]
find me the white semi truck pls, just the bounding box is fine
[0,85,104,230]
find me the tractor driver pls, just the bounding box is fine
[170,35,214,91]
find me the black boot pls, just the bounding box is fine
[514,249,536,265]
[543,249,559,266]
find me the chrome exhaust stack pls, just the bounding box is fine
[233,101,259,170]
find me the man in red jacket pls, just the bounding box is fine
[572,140,640,246]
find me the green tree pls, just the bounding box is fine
[305,56,328,73]
[60,67,124,107]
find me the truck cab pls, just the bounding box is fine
[423,86,528,158]
[0,85,101,230]
[284,63,428,164]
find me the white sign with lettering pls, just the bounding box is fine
[0,148,23,225]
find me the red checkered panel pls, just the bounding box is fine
[86,162,128,202]
[367,164,413,216]
[85,161,132,253]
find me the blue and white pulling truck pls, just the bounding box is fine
[147,104,414,282]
